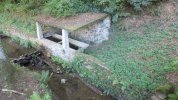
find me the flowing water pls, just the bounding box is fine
[0,37,115,100]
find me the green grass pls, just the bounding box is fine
[86,16,178,99]
[0,13,36,36]
[29,91,52,100]
[32,71,53,86]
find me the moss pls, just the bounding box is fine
[156,83,175,95]
[63,26,81,32]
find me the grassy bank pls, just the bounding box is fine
[0,13,36,37]
[85,10,178,99]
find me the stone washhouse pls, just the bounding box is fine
[35,13,111,60]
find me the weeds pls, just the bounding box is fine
[85,16,178,99]
[31,71,53,100]
[0,13,36,37]
[169,91,178,100]
[11,36,32,48]
[151,7,161,16]
[29,91,51,100]
[0,0,163,22]
[52,57,69,69]
[32,71,53,86]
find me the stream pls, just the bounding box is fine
[0,37,115,100]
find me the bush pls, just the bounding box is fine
[32,71,53,85]
[128,0,154,10]
[29,91,51,100]
[43,0,77,17]
[169,91,178,100]
[0,0,162,20]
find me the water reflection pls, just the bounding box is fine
[0,45,6,60]
[0,38,115,100]
[0,40,15,88]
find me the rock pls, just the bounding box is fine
[56,68,63,74]
[156,93,166,100]
[57,68,61,71]
[56,70,63,74]
[61,79,67,84]
[151,93,167,100]
[151,95,162,100]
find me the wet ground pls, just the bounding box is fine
[0,37,115,100]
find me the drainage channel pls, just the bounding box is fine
[0,37,115,100]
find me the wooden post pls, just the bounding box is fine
[62,29,69,50]
[36,22,43,39]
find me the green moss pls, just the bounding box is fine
[64,26,81,32]
[156,83,175,95]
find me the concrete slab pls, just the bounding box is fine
[52,34,89,49]
[34,13,108,32]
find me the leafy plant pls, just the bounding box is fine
[151,7,161,16]
[11,36,32,48]
[32,71,53,85]
[43,0,77,17]
[29,91,51,100]
[168,91,178,100]
[19,39,32,48]
[127,0,158,11]
[0,0,162,21]
[52,57,69,69]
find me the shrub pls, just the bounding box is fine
[32,71,53,85]
[29,91,51,100]
[0,0,162,18]
[127,0,160,11]
[43,0,77,17]
[169,91,178,100]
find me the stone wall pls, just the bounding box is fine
[70,17,111,44]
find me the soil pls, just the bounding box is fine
[0,37,115,100]
[167,71,178,89]
[166,0,178,89]
[118,0,178,34]
[0,38,45,100]
[0,67,45,100]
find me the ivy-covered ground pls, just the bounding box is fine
[86,1,178,99]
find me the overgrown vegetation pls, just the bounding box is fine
[169,91,178,100]
[84,14,178,99]
[32,71,53,86]
[53,56,116,96]
[11,36,32,48]
[0,0,163,20]
[29,91,51,100]
[31,71,53,100]
[0,13,36,36]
